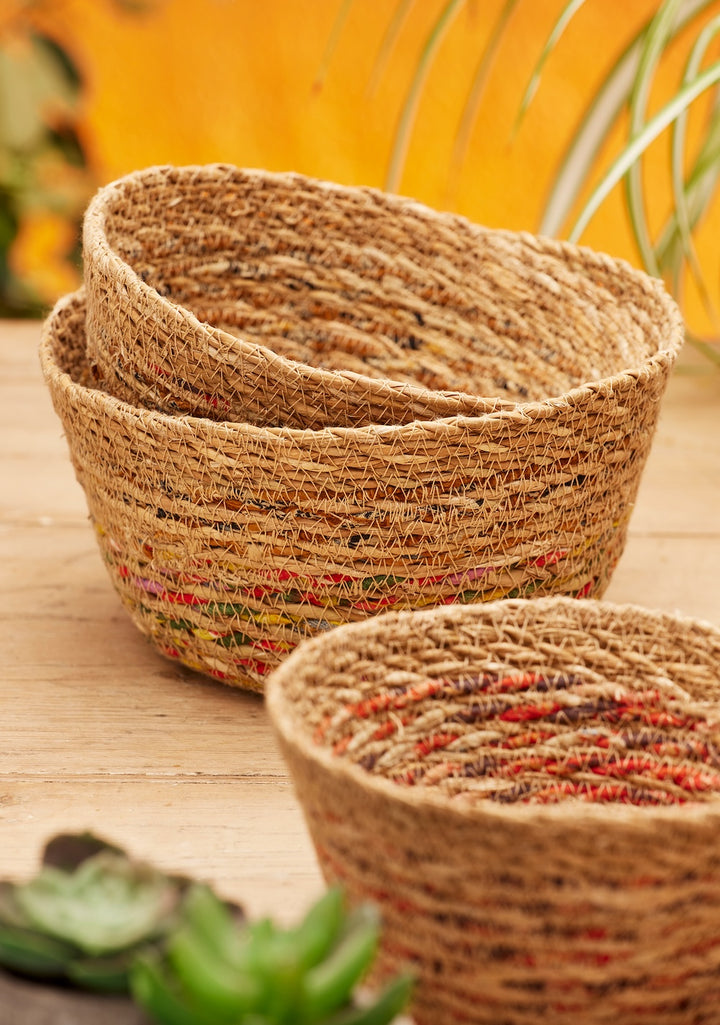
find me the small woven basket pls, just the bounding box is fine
[83,163,683,428]
[42,290,676,692]
[266,596,720,1025]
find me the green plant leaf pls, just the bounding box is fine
[656,125,720,272]
[66,950,137,993]
[0,881,30,929]
[514,0,588,132]
[0,922,78,979]
[320,973,415,1025]
[385,0,466,191]
[669,13,720,325]
[178,884,247,969]
[539,32,645,235]
[445,0,521,203]
[300,904,381,1022]
[539,0,717,235]
[131,953,210,1025]
[16,851,181,956]
[290,886,345,971]
[624,0,685,278]
[167,924,264,1019]
[568,58,720,243]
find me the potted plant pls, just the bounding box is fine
[0,833,413,1025]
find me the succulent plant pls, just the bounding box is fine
[0,833,237,994]
[130,883,414,1025]
[0,833,413,1024]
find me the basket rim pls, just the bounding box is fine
[265,596,720,830]
[83,163,685,425]
[43,286,682,444]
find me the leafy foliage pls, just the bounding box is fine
[0,0,155,317]
[0,833,209,993]
[0,833,413,1025]
[0,19,88,316]
[328,0,720,361]
[131,884,413,1025]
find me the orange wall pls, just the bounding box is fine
[24,0,720,333]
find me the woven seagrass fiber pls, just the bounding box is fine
[265,596,720,1025]
[42,291,675,693]
[83,163,684,429]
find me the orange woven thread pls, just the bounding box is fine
[83,163,683,428]
[41,287,680,691]
[266,597,720,1025]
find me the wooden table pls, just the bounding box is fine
[3,318,719,924]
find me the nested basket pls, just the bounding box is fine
[266,596,720,1025]
[42,290,677,692]
[83,163,682,428]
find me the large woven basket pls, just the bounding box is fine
[42,290,677,692]
[83,163,683,428]
[266,596,720,1025]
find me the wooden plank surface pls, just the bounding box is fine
[2,318,719,928]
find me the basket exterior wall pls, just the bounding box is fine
[265,599,720,1025]
[42,291,674,691]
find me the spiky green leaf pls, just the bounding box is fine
[624,0,685,277]
[385,0,466,191]
[515,0,588,131]
[446,0,520,202]
[569,59,720,243]
[539,0,717,234]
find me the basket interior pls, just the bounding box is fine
[99,169,669,403]
[282,603,720,807]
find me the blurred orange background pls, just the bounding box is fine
[8,0,720,336]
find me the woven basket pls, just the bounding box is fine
[42,290,676,692]
[83,163,683,428]
[266,596,720,1025]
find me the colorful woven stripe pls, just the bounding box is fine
[101,535,606,684]
[303,666,720,806]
